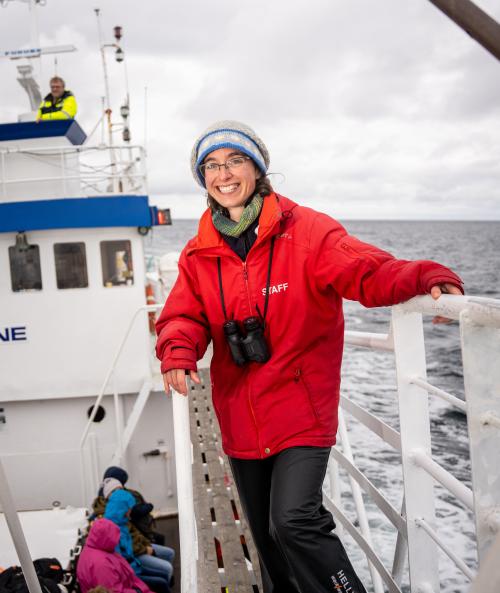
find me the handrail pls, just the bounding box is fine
[344,330,394,351]
[401,294,500,327]
[0,457,43,593]
[1,172,146,185]
[409,448,474,509]
[327,294,500,591]
[172,388,198,593]
[0,144,147,155]
[0,144,148,198]
[409,376,466,412]
[78,303,163,503]
[415,518,475,581]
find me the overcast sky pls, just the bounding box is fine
[1,0,499,219]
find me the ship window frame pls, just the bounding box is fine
[53,242,89,290]
[8,240,43,292]
[100,240,134,287]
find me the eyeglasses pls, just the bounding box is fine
[199,155,250,176]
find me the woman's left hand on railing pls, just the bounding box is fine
[430,283,463,324]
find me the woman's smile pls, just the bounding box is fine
[204,147,258,219]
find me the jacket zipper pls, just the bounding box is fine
[242,261,253,314]
[340,241,379,266]
[242,261,262,452]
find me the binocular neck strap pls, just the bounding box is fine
[217,235,277,322]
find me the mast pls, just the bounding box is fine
[427,0,500,61]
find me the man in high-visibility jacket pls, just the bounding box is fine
[36,76,77,122]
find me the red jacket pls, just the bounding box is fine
[156,194,462,459]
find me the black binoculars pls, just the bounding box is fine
[223,316,271,366]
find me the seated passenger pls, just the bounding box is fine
[36,76,77,122]
[103,488,172,593]
[96,466,165,545]
[91,468,175,582]
[77,518,151,593]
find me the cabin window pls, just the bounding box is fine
[100,240,134,287]
[9,234,42,292]
[54,242,89,289]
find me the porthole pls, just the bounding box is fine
[87,405,106,423]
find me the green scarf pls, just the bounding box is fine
[212,195,264,238]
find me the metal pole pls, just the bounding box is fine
[460,311,500,564]
[392,305,440,592]
[172,388,198,593]
[0,457,43,593]
[328,452,344,538]
[391,499,408,586]
[28,0,42,82]
[337,411,385,593]
[427,0,500,61]
[113,371,124,463]
[1,151,7,199]
[95,8,118,192]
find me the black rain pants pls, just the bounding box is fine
[229,446,367,593]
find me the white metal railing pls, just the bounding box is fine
[323,294,500,593]
[77,298,198,591]
[0,457,43,593]
[78,303,162,503]
[0,144,148,198]
[172,389,199,593]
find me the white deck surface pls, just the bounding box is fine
[0,507,87,568]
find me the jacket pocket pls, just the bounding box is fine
[293,368,320,425]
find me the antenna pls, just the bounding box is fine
[144,86,148,154]
[95,8,113,149]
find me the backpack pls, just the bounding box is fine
[0,566,60,593]
[33,558,64,584]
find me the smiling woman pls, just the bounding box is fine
[203,149,259,219]
[155,120,463,593]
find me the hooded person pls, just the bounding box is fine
[95,466,164,545]
[155,120,464,593]
[76,518,151,593]
[103,489,173,590]
[103,489,141,572]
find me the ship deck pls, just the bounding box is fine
[185,368,263,593]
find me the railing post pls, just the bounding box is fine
[460,311,500,564]
[1,150,7,199]
[60,149,67,196]
[391,305,440,592]
[328,451,344,538]
[0,457,43,593]
[337,410,385,593]
[391,498,407,586]
[172,388,198,593]
[113,371,124,462]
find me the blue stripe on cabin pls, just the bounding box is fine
[0,196,160,232]
[0,121,87,145]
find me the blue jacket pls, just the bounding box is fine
[104,489,142,574]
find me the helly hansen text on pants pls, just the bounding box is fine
[229,446,367,593]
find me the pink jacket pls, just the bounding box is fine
[77,518,151,593]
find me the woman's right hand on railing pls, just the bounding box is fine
[163,369,200,396]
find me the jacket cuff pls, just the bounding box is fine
[421,268,464,294]
[160,346,198,374]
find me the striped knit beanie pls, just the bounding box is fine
[191,120,270,188]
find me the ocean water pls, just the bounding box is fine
[145,219,500,593]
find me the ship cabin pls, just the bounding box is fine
[0,119,176,516]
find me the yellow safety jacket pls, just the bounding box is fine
[37,90,77,120]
